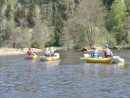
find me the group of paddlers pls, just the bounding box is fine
[27,47,56,57]
[90,44,113,58]
[26,44,112,58]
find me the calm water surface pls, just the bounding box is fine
[0,50,130,98]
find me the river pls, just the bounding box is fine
[0,50,130,98]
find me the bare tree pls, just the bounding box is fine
[32,5,50,48]
[76,0,106,45]
[61,0,107,48]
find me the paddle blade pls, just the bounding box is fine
[119,58,124,63]
[84,54,90,58]
[80,57,85,59]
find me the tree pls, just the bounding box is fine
[32,5,50,48]
[103,0,114,10]
[51,0,67,46]
[107,0,128,44]
[124,0,130,14]
[61,0,107,48]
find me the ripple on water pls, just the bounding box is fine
[0,51,130,98]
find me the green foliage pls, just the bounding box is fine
[0,0,130,48]
[58,0,67,20]
[103,0,114,10]
[119,40,127,46]
[107,0,128,44]
[125,0,130,14]
[107,0,128,32]
[53,16,64,46]
[31,41,39,48]
[127,32,130,44]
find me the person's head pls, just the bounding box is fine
[91,46,93,49]
[93,46,96,50]
[46,48,49,51]
[105,44,108,48]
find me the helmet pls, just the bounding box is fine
[105,44,108,48]
[93,46,96,49]
[46,48,49,51]
[51,47,53,50]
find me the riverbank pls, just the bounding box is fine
[80,45,130,52]
[0,48,43,56]
[0,47,64,56]
[0,45,129,56]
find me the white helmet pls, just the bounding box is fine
[46,48,49,51]
[51,47,53,50]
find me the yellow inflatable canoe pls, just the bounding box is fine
[45,53,60,61]
[85,57,113,63]
[25,55,39,60]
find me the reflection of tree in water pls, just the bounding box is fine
[101,64,114,77]
[83,64,115,77]
[26,60,37,72]
[46,60,60,67]
[83,64,101,77]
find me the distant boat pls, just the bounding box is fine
[24,55,39,60]
[40,53,60,61]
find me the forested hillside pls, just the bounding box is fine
[0,0,130,49]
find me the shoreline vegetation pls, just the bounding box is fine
[0,47,64,56]
[80,45,130,52]
[0,48,43,56]
[0,45,130,56]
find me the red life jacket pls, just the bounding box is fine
[27,50,33,55]
[105,48,111,55]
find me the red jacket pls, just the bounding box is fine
[27,50,33,55]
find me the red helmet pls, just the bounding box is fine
[93,46,96,49]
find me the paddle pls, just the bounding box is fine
[112,56,124,63]
[80,54,90,59]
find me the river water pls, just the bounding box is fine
[0,50,130,98]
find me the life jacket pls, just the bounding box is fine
[27,50,33,55]
[105,48,111,56]
[50,49,54,54]
[91,49,99,58]
[45,50,50,56]
[94,50,98,56]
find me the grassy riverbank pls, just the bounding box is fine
[0,48,43,56]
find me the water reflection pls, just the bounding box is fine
[83,63,125,77]
[45,60,60,67]
[0,50,130,98]
[101,64,114,77]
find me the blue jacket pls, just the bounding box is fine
[91,49,100,58]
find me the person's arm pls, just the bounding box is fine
[110,50,113,57]
[34,51,37,54]
[98,51,100,57]
[102,49,106,58]
[91,51,94,58]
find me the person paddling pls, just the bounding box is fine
[27,48,33,56]
[44,48,51,57]
[50,47,56,56]
[91,46,100,58]
[32,48,37,56]
[103,44,113,58]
